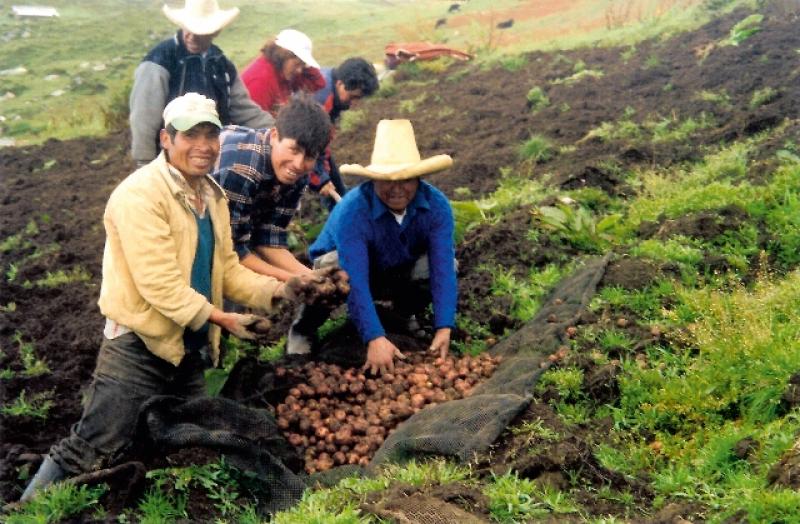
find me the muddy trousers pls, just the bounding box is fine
[49,332,208,475]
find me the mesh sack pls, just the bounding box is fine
[140,395,306,513]
[371,393,529,464]
[371,255,611,465]
[366,491,488,524]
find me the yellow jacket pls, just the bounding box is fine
[98,153,281,366]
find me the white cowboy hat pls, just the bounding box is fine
[339,119,453,181]
[275,29,320,70]
[162,0,239,36]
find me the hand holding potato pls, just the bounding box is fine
[216,313,271,340]
[283,266,350,307]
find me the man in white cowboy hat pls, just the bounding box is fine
[18,93,343,503]
[287,119,457,376]
[129,0,274,166]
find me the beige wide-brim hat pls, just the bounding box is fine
[163,0,239,35]
[340,119,452,181]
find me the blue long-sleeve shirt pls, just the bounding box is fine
[310,180,457,343]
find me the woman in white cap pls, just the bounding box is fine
[240,29,325,116]
[129,0,273,166]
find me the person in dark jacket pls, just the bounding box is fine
[129,0,273,165]
[310,58,379,209]
[287,120,457,377]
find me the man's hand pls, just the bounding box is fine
[280,266,350,306]
[363,336,405,376]
[209,312,270,340]
[319,182,342,202]
[429,327,452,359]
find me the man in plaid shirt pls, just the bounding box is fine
[213,95,332,282]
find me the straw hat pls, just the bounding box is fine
[275,29,320,69]
[162,0,239,36]
[339,120,452,181]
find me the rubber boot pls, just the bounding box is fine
[20,455,65,503]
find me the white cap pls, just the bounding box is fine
[275,29,320,69]
[163,92,222,131]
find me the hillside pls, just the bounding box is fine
[4,0,800,522]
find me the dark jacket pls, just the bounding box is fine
[129,31,272,163]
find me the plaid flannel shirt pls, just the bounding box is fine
[213,125,307,258]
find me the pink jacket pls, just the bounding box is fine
[240,56,325,115]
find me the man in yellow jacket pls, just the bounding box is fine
[20,93,344,502]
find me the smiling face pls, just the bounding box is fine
[160,123,220,180]
[269,129,317,185]
[374,178,420,213]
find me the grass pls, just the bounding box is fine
[4,483,107,524]
[488,264,568,322]
[1,389,54,418]
[551,68,604,86]
[13,331,50,377]
[518,134,555,163]
[34,266,92,288]
[9,0,798,521]
[3,0,742,146]
[526,86,550,113]
[750,86,778,108]
[337,109,366,134]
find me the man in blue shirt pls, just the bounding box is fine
[288,120,457,376]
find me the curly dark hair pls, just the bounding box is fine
[336,57,379,96]
[275,93,331,158]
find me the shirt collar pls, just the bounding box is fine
[165,160,215,215]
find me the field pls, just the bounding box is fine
[4,0,800,522]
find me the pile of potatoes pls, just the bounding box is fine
[273,352,503,473]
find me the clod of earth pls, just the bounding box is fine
[273,352,502,473]
[249,318,272,335]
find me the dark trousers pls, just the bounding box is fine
[50,332,208,475]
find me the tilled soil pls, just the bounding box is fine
[2,3,800,519]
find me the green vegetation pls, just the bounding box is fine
[338,109,366,133]
[526,86,550,113]
[696,89,731,108]
[488,264,568,322]
[398,93,428,114]
[750,86,778,108]
[518,134,555,163]
[1,389,54,418]
[13,331,50,377]
[551,68,604,86]
[532,203,621,252]
[34,266,92,288]
[723,13,763,46]
[582,110,715,145]
[4,483,107,524]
